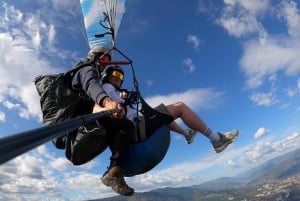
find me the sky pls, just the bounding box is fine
[0,0,300,200]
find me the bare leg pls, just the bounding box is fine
[166,102,208,133]
[166,102,238,152]
[168,119,197,144]
[168,121,187,136]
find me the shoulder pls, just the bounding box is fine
[76,65,94,72]
[72,64,96,78]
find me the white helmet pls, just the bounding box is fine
[87,46,111,61]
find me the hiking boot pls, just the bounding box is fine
[100,166,134,196]
[212,129,239,153]
[185,129,197,144]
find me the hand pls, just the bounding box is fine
[93,98,125,119]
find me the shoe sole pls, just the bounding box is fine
[215,131,239,153]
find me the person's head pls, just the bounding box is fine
[87,46,111,70]
[101,65,124,88]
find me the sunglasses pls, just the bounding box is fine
[111,70,124,80]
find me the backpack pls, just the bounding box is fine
[34,61,91,149]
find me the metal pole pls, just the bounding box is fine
[0,110,116,165]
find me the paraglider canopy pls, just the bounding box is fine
[80,0,127,49]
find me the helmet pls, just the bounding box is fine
[101,65,124,85]
[87,46,111,62]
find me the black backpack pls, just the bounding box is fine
[34,61,91,149]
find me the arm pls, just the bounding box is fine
[102,83,125,103]
[72,66,108,106]
[72,66,125,118]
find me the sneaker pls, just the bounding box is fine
[212,129,239,153]
[101,166,134,196]
[185,129,197,144]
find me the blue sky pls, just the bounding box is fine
[0,0,300,200]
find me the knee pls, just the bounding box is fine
[174,101,185,107]
[168,102,186,116]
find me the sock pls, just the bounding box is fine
[203,127,220,141]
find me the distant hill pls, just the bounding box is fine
[248,148,300,184]
[88,148,300,201]
[193,148,300,190]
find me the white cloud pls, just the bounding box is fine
[219,14,264,38]
[0,2,85,122]
[145,88,225,111]
[183,58,196,73]
[272,132,300,151]
[218,0,268,38]
[0,152,60,196]
[254,127,271,139]
[224,0,270,14]
[242,141,273,161]
[249,91,277,106]
[216,0,300,94]
[0,111,5,122]
[285,86,298,97]
[224,159,239,168]
[187,34,200,49]
[2,100,20,110]
[278,1,300,37]
[240,37,300,89]
[50,157,73,171]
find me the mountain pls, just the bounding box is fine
[88,148,300,201]
[193,148,300,190]
[242,148,300,184]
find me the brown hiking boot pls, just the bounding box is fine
[100,166,134,196]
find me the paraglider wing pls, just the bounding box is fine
[80,0,126,49]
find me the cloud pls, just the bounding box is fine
[249,91,278,106]
[240,37,300,89]
[0,111,5,122]
[218,0,268,38]
[224,0,270,15]
[215,0,300,95]
[183,58,196,73]
[0,152,60,196]
[2,100,20,110]
[272,132,300,151]
[0,145,111,200]
[187,34,200,49]
[254,127,271,139]
[224,159,239,168]
[277,1,300,37]
[0,2,85,122]
[145,88,225,111]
